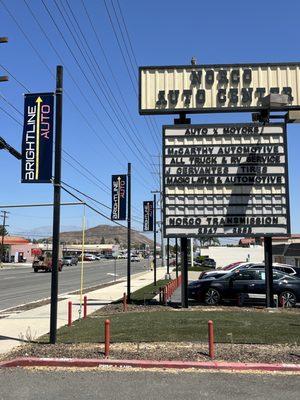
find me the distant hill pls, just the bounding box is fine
[58,224,153,247]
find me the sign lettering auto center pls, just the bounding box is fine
[139,63,300,114]
[163,123,290,237]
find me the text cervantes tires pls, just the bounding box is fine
[204,288,221,305]
[279,291,297,308]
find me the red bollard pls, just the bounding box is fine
[68,301,72,327]
[83,295,87,319]
[208,320,215,359]
[123,292,127,312]
[104,319,110,358]
[164,287,167,305]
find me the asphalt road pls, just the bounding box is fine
[0,259,150,311]
[0,369,299,400]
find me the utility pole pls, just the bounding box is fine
[0,37,9,83]
[50,66,63,344]
[0,210,9,263]
[127,162,131,302]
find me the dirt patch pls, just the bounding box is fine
[4,341,300,364]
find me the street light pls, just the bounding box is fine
[0,136,22,160]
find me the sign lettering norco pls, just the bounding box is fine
[139,63,300,114]
[143,201,154,231]
[21,93,54,183]
[163,123,290,237]
[111,174,127,221]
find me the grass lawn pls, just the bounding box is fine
[130,279,170,303]
[53,309,300,345]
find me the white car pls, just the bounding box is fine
[199,262,255,279]
[84,254,96,261]
[130,255,141,262]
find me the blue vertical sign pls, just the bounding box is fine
[143,201,154,231]
[21,93,54,183]
[111,174,127,220]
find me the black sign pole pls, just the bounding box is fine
[167,237,170,275]
[174,113,191,308]
[264,237,274,308]
[153,194,157,285]
[127,162,131,303]
[175,238,178,279]
[50,65,63,344]
[181,237,188,308]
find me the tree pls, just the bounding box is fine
[0,225,8,237]
[114,237,120,244]
[100,236,105,244]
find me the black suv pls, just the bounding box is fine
[188,267,300,307]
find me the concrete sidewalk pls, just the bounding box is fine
[0,268,166,355]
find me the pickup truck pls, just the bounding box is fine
[32,254,63,273]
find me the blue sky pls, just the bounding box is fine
[0,0,299,239]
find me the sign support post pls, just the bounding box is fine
[181,237,188,308]
[174,113,191,308]
[50,65,63,344]
[153,193,157,285]
[166,237,170,275]
[264,237,274,308]
[127,162,131,303]
[175,238,178,279]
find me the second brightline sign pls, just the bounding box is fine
[163,123,290,238]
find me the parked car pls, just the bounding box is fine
[105,254,115,260]
[62,256,78,266]
[131,255,141,262]
[195,257,216,269]
[32,254,63,273]
[199,262,253,279]
[95,254,106,260]
[84,254,96,261]
[199,262,300,280]
[188,267,300,307]
[272,263,300,278]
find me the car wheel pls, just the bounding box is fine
[204,288,221,305]
[279,291,297,308]
[34,267,38,273]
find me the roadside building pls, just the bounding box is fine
[37,243,119,257]
[273,243,300,267]
[2,236,37,263]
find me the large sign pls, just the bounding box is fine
[163,123,290,237]
[139,62,300,115]
[143,201,154,231]
[21,93,54,183]
[111,174,127,220]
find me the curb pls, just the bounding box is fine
[1,357,300,372]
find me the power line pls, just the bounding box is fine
[0,63,30,92]
[7,0,153,192]
[63,0,156,166]
[46,0,154,181]
[103,0,160,150]
[3,0,151,195]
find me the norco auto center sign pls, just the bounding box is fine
[139,63,300,114]
[163,123,290,237]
